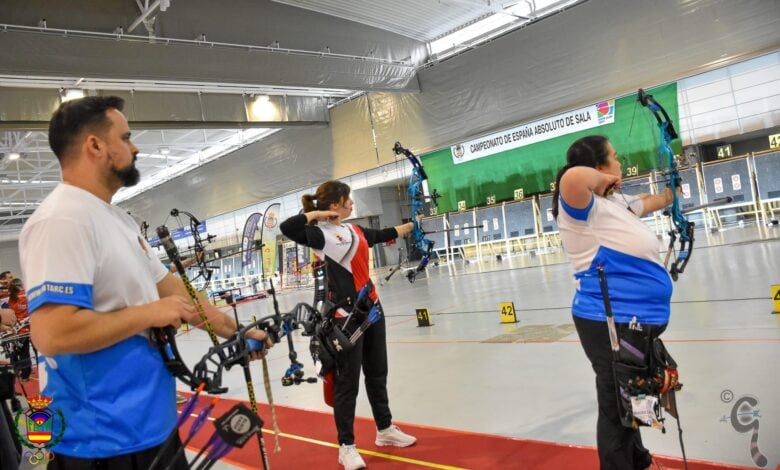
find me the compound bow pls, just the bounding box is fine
[153,224,272,469]
[170,208,217,289]
[390,142,441,283]
[637,89,694,281]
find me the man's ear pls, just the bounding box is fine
[84,134,103,160]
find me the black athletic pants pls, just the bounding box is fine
[573,315,666,470]
[47,430,188,470]
[334,316,392,445]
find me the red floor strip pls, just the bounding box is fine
[6,364,760,469]
[176,394,755,470]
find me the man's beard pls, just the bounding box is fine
[112,161,140,187]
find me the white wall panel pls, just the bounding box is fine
[734,81,780,104]
[688,94,738,115]
[690,107,741,129]
[737,96,780,118]
[679,51,780,145]
[683,79,734,102]
[731,66,780,89]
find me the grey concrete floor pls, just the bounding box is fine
[164,224,780,468]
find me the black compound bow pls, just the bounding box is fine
[152,224,271,469]
[170,208,217,289]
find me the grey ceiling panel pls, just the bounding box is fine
[0,87,61,123]
[282,96,330,123]
[1,0,141,32]
[130,92,205,122]
[120,126,336,224]
[330,95,376,175]
[2,0,428,60]
[369,91,435,164]
[0,88,329,127]
[200,94,250,123]
[0,0,428,91]
[0,31,420,92]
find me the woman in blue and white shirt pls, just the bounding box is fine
[552,135,675,470]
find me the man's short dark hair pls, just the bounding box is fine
[0,271,10,280]
[48,96,125,162]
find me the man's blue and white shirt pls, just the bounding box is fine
[20,183,174,457]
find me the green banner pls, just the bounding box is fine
[422,84,680,213]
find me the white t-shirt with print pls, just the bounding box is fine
[20,183,175,457]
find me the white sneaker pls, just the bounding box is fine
[375,424,417,447]
[338,444,366,470]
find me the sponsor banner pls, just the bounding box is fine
[260,203,281,279]
[240,212,262,268]
[451,100,615,164]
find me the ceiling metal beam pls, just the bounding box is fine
[0,160,60,201]
[0,182,59,190]
[128,0,161,33]
[442,0,531,20]
[0,24,413,67]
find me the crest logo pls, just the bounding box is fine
[452,143,465,159]
[15,395,66,465]
[263,213,278,229]
[596,100,615,124]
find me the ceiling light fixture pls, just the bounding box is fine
[61,88,86,102]
[249,95,278,121]
[8,153,20,161]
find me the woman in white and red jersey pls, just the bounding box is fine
[280,180,416,470]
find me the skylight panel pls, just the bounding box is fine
[429,0,582,59]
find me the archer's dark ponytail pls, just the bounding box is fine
[301,180,351,225]
[301,194,317,213]
[551,135,611,219]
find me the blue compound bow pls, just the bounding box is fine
[637,89,694,281]
[390,142,441,283]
